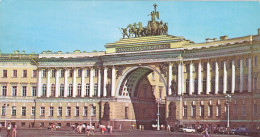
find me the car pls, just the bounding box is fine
[171,125,183,132]
[179,127,196,133]
[234,127,251,135]
[229,128,237,135]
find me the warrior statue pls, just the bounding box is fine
[148,3,159,21]
[121,28,129,39]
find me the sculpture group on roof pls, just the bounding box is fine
[120,4,168,39]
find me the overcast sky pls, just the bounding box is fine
[0,0,260,54]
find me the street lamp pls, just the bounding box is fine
[225,94,232,128]
[156,98,161,131]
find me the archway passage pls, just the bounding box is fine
[117,66,167,130]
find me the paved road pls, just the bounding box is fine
[0,129,250,137]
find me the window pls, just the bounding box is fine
[12,106,16,116]
[254,77,258,90]
[191,105,196,117]
[194,79,198,94]
[203,62,207,71]
[78,69,82,77]
[94,69,98,77]
[86,69,90,77]
[12,86,17,96]
[2,86,7,96]
[185,79,189,94]
[227,77,232,92]
[51,84,55,96]
[194,63,198,72]
[216,105,221,117]
[245,75,248,90]
[237,59,240,68]
[60,84,64,97]
[242,105,246,116]
[200,105,204,117]
[211,78,215,93]
[254,56,258,66]
[185,64,190,72]
[58,107,62,116]
[68,84,73,97]
[69,70,73,77]
[2,106,6,116]
[51,70,55,77]
[83,107,88,117]
[33,70,37,77]
[219,77,223,93]
[75,107,79,117]
[236,77,240,92]
[208,105,213,117]
[31,107,35,116]
[77,84,81,97]
[3,70,7,77]
[66,107,71,116]
[91,106,96,117]
[94,83,98,96]
[203,78,206,94]
[40,107,45,116]
[22,86,27,96]
[42,84,46,97]
[21,122,25,127]
[13,70,17,77]
[220,61,224,70]
[22,107,26,116]
[245,58,249,67]
[183,105,187,117]
[211,62,215,70]
[42,69,46,77]
[253,104,257,116]
[60,69,64,77]
[228,60,232,69]
[49,107,54,117]
[125,107,128,119]
[32,86,37,96]
[86,84,90,97]
[23,70,27,77]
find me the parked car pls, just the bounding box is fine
[179,127,196,133]
[234,127,251,135]
[229,128,237,135]
[170,125,183,132]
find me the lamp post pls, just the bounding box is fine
[156,98,161,131]
[225,94,231,128]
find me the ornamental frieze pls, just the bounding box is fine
[115,44,170,53]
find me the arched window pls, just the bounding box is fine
[60,84,64,97]
[86,84,90,97]
[42,84,46,97]
[51,84,55,96]
[77,84,81,97]
[68,84,73,97]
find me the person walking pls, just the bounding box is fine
[201,125,210,137]
[12,125,17,137]
[7,123,12,137]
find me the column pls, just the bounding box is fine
[198,62,202,95]
[64,68,68,97]
[55,68,59,97]
[111,65,116,97]
[189,63,194,95]
[73,68,77,97]
[168,62,172,96]
[37,68,42,97]
[206,61,211,94]
[103,66,107,97]
[223,61,227,94]
[181,63,185,95]
[97,68,101,97]
[81,68,85,97]
[178,63,182,95]
[46,68,51,97]
[215,61,219,94]
[248,58,252,92]
[240,59,243,92]
[89,67,94,97]
[231,60,235,94]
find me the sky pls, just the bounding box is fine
[0,0,260,54]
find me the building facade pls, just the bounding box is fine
[0,6,260,131]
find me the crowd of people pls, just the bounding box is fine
[66,123,113,136]
[3,123,17,137]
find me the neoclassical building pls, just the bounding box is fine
[0,5,259,130]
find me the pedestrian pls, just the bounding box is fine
[12,124,17,137]
[82,124,86,133]
[167,125,170,132]
[7,123,11,137]
[86,124,90,136]
[201,125,210,137]
[110,125,113,133]
[119,124,122,131]
[91,125,95,135]
[101,125,106,134]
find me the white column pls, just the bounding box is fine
[64,68,68,97]
[111,65,116,97]
[73,68,77,97]
[198,62,202,95]
[231,60,235,94]
[206,61,211,94]
[168,62,172,96]
[46,68,51,97]
[215,61,219,94]
[103,66,107,97]
[37,68,42,97]
[223,61,227,94]
[98,68,101,97]
[178,62,182,95]
[181,63,185,95]
[189,63,194,95]
[89,67,94,97]
[240,59,243,92]
[248,58,252,92]
[55,68,59,97]
[81,68,85,97]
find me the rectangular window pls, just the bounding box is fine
[86,84,90,97]
[216,105,221,117]
[91,106,96,117]
[49,107,54,117]
[211,62,215,70]
[58,107,62,116]
[208,105,213,117]
[203,62,207,71]
[42,69,46,77]
[51,70,55,77]
[75,107,79,117]
[2,106,6,116]
[23,70,27,77]
[32,86,37,96]
[77,84,82,97]
[22,107,26,116]
[40,107,45,116]
[254,56,258,66]
[2,86,7,96]
[83,106,88,117]
[12,86,17,96]
[253,104,257,116]
[185,79,189,94]
[220,61,224,70]
[185,64,190,72]
[3,70,7,77]
[69,70,73,77]
[78,69,82,77]
[125,107,128,119]
[191,105,196,117]
[228,60,232,69]
[94,69,98,77]
[67,107,71,116]
[194,63,198,72]
[200,105,204,117]
[12,106,16,116]
[31,107,35,116]
[237,59,240,68]
[33,70,37,77]
[183,105,187,117]
[60,84,64,97]
[94,84,98,96]
[60,69,64,77]
[86,69,90,77]
[254,77,257,90]
[22,86,27,96]
[13,70,17,77]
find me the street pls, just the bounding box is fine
[0,129,250,137]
